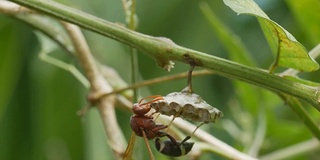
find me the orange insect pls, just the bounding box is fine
[123,96,194,159]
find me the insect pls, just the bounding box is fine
[124,95,194,159]
[124,65,223,159]
[130,95,167,140]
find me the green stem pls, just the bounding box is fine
[130,48,138,102]
[260,138,319,160]
[123,0,139,102]
[11,0,320,111]
[129,0,136,30]
[281,95,320,141]
[129,0,138,102]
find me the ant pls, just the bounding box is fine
[126,95,194,159]
[130,95,166,140]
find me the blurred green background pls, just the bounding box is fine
[0,0,319,160]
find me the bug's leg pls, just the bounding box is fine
[141,129,156,160]
[152,112,161,121]
[165,116,176,133]
[165,110,182,133]
[179,136,191,145]
[164,133,179,145]
[191,122,205,136]
[123,132,136,160]
[151,124,168,133]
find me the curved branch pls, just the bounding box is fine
[11,0,320,111]
[62,22,126,159]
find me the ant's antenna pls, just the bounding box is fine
[141,129,156,160]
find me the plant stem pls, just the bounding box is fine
[103,70,213,97]
[280,95,320,141]
[63,23,126,159]
[124,0,139,102]
[247,107,266,157]
[11,0,320,111]
[260,138,320,160]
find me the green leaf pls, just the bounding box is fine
[223,0,319,72]
[286,0,320,46]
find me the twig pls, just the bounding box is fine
[62,22,126,159]
[1,0,318,159]
[10,0,320,111]
[0,1,75,55]
[102,69,214,97]
[260,138,320,160]
[280,95,320,141]
[0,0,32,14]
[247,107,266,157]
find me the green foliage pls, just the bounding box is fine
[223,0,319,72]
[1,0,320,160]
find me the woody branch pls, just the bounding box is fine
[10,0,320,112]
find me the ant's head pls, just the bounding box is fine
[132,95,164,116]
[132,102,150,115]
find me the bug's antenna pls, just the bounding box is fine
[165,111,182,133]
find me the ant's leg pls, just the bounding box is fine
[152,113,161,121]
[163,133,179,145]
[151,124,168,133]
[165,116,176,133]
[179,136,191,145]
[141,129,156,160]
[165,111,182,133]
[165,133,191,146]
[191,122,205,136]
[155,131,168,138]
[123,132,136,159]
